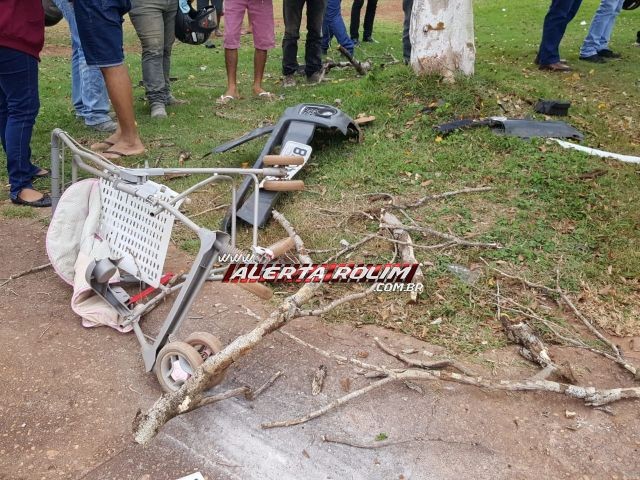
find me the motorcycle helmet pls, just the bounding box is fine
[43,0,63,27]
[175,5,217,45]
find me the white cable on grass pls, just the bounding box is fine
[551,138,640,164]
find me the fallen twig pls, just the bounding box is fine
[379,222,501,249]
[0,262,52,288]
[321,434,485,450]
[373,337,473,376]
[262,376,395,429]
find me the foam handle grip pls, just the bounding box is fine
[267,237,296,258]
[238,282,273,300]
[263,155,305,166]
[263,180,305,191]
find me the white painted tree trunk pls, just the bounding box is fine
[409,0,475,82]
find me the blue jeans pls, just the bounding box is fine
[579,0,624,57]
[0,48,41,199]
[537,0,583,65]
[53,0,111,126]
[321,0,355,55]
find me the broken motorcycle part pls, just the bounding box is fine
[214,104,360,230]
[434,117,584,141]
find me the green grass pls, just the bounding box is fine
[3,0,638,354]
[1,205,37,219]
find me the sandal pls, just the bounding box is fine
[256,91,275,101]
[216,94,237,105]
[101,149,145,160]
[90,140,115,152]
[33,168,50,179]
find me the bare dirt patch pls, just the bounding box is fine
[1,215,640,479]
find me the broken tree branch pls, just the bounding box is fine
[337,45,368,75]
[380,211,424,302]
[485,261,638,378]
[296,284,378,317]
[264,332,640,429]
[264,364,640,429]
[0,262,52,288]
[132,211,318,445]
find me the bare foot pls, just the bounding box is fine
[101,138,145,160]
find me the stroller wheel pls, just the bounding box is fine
[185,332,226,388]
[155,341,203,393]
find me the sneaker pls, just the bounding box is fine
[579,54,606,63]
[362,37,378,43]
[597,49,621,58]
[282,74,296,88]
[88,119,118,133]
[204,39,215,49]
[150,103,167,118]
[166,95,188,106]
[352,38,360,47]
[306,71,322,84]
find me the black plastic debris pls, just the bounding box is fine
[534,100,571,116]
[434,117,584,141]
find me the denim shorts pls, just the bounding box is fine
[74,0,132,67]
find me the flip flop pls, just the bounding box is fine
[216,94,237,105]
[91,140,115,152]
[256,91,275,101]
[33,168,50,179]
[101,149,145,160]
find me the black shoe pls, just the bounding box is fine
[362,37,378,43]
[597,48,621,58]
[579,54,607,63]
[11,193,52,208]
[534,55,567,65]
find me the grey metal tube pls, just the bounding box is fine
[50,129,62,212]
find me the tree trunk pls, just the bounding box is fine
[409,0,475,82]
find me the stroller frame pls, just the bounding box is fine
[50,129,287,387]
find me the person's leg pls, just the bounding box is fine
[161,1,177,103]
[75,0,144,155]
[402,0,414,63]
[197,0,211,9]
[305,0,327,78]
[54,0,113,127]
[327,0,355,55]
[53,0,84,117]
[248,0,275,94]
[322,3,332,53]
[222,0,246,98]
[597,0,624,52]
[362,0,377,40]
[130,0,168,113]
[282,0,304,76]
[0,48,47,204]
[538,0,582,65]
[580,0,617,57]
[350,0,364,41]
